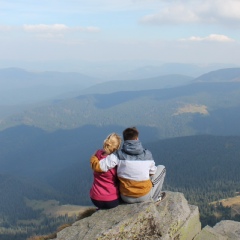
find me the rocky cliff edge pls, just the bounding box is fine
[53,191,240,240]
[53,191,200,240]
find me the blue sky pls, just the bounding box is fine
[1,0,240,72]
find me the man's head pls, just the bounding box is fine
[123,127,139,141]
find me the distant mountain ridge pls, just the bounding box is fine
[79,74,193,95]
[109,63,238,80]
[0,67,101,105]
[0,67,240,138]
[1,82,240,138]
[0,67,100,84]
[194,68,240,82]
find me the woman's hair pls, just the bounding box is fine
[103,133,121,154]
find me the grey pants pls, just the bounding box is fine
[121,165,166,203]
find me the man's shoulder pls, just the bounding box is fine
[114,150,121,158]
[143,149,153,159]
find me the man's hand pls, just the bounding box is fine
[90,155,103,172]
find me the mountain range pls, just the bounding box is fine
[0,66,240,239]
[0,67,101,106]
[1,68,240,139]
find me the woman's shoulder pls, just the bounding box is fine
[95,149,108,160]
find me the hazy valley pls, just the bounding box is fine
[0,65,240,239]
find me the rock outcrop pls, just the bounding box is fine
[194,220,240,240]
[53,191,201,240]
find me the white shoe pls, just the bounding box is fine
[155,192,166,205]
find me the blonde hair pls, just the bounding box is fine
[103,133,121,154]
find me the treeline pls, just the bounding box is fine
[148,135,240,227]
[47,135,240,227]
[1,134,240,239]
[0,215,74,240]
[0,174,65,224]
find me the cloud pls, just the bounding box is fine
[23,24,100,33]
[141,5,200,24]
[0,25,12,31]
[140,0,240,26]
[180,34,235,42]
[21,24,101,40]
[215,0,240,21]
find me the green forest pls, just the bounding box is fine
[1,61,240,240]
[1,131,240,239]
[148,135,240,227]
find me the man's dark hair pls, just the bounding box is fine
[123,127,139,141]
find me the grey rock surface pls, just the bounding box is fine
[213,220,240,240]
[194,225,227,240]
[194,220,240,240]
[53,191,201,240]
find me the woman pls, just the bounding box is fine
[90,133,121,209]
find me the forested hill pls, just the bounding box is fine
[146,135,240,226]
[194,68,240,82]
[1,67,240,239]
[1,125,240,237]
[148,134,240,193]
[77,74,193,95]
[1,81,240,139]
[1,125,240,208]
[1,67,240,139]
[0,68,101,105]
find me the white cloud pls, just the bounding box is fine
[180,34,235,42]
[141,5,200,24]
[23,24,100,33]
[23,24,68,32]
[0,25,12,31]
[215,0,240,21]
[0,0,161,16]
[141,0,240,26]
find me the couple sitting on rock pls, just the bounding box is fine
[90,127,166,209]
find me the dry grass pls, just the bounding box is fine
[76,207,97,221]
[211,196,240,216]
[220,196,240,216]
[57,223,72,232]
[27,233,56,240]
[25,198,92,217]
[27,207,97,240]
[173,104,208,116]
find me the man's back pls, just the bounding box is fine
[113,140,157,197]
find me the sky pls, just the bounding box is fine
[1,0,240,73]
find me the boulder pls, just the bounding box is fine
[194,225,227,240]
[194,220,240,240]
[53,191,201,240]
[213,220,240,239]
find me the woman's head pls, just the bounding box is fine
[103,133,121,154]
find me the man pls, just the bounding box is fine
[91,127,166,203]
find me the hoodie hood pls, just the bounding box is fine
[122,140,144,155]
[115,140,153,160]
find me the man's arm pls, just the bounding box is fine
[149,162,157,175]
[90,154,119,172]
[147,151,157,175]
[90,155,103,172]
